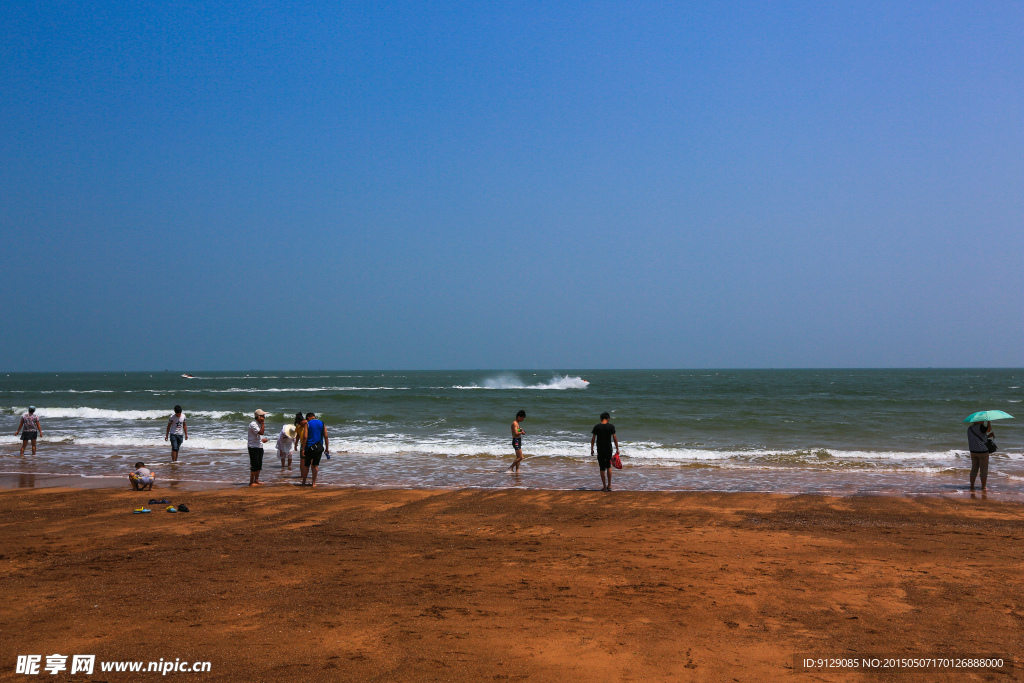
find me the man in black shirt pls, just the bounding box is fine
[590,412,619,491]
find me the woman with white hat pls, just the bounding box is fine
[276,420,297,468]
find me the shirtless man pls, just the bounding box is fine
[508,410,526,472]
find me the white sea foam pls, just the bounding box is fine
[305,436,979,466]
[143,386,408,393]
[75,436,247,449]
[453,375,590,390]
[3,407,237,420]
[36,390,117,394]
[0,434,250,450]
[0,428,995,465]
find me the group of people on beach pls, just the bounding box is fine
[136,407,332,489]
[246,409,330,487]
[9,403,1006,493]
[140,406,623,491]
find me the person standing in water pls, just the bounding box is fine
[247,409,270,487]
[164,405,187,462]
[509,410,526,472]
[301,412,329,487]
[591,412,619,491]
[275,422,295,468]
[293,412,308,464]
[15,406,42,456]
[967,420,995,491]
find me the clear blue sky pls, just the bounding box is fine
[2,1,1021,370]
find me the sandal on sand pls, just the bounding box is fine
[166,506,178,513]
[149,498,171,505]
[177,503,190,512]
[133,508,151,514]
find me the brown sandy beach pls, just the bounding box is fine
[1,486,1022,681]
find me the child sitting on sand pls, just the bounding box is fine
[128,462,156,490]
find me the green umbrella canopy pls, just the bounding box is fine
[964,410,1014,423]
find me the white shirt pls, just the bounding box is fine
[168,413,186,435]
[247,420,264,448]
[276,427,294,452]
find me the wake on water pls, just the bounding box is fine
[455,374,589,390]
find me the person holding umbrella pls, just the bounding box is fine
[964,410,1013,492]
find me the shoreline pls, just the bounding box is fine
[0,471,1019,504]
[0,487,1020,680]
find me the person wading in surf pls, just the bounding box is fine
[301,412,329,486]
[509,410,526,472]
[591,412,619,491]
[164,405,187,462]
[15,406,42,456]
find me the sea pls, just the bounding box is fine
[1,370,1022,498]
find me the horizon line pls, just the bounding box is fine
[2,367,1022,374]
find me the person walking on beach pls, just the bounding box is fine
[164,405,188,462]
[15,406,41,456]
[300,412,329,486]
[591,412,619,491]
[509,410,526,472]
[967,420,995,491]
[247,409,270,487]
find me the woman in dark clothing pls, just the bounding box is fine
[966,420,995,491]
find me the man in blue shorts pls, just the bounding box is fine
[164,405,188,462]
[301,412,329,487]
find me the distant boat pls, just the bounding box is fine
[181,373,195,379]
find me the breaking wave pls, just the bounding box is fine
[453,375,589,390]
[2,407,236,420]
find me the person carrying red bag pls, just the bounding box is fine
[591,412,620,492]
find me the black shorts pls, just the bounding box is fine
[169,434,184,451]
[304,443,324,468]
[248,447,264,472]
[512,437,522,451]
[21,431,37,441]
[597,451,612,471]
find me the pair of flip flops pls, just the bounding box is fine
[149,498,171,505]
[133,504,190,513]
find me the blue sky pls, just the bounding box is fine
[2,1,1021,370]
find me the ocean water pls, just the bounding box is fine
[1,370,1022,498]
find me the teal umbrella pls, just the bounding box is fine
[963,410,1014,423]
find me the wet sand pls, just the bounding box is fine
[0,487,1021,681]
